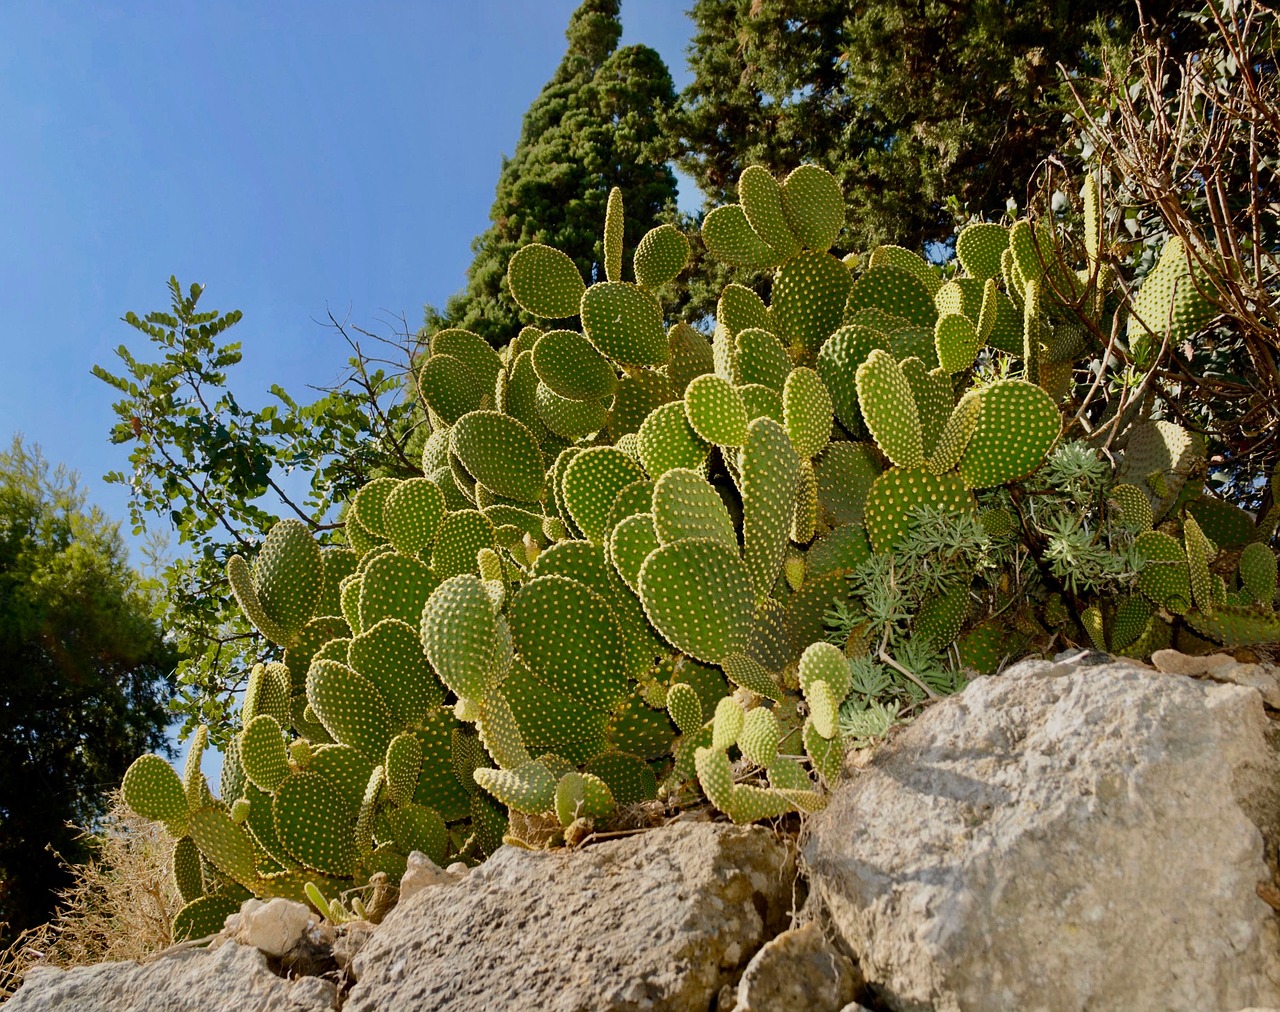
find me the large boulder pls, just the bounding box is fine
[5,936,337,1012]
[804,655,1280,1011]
[344,821,797,1012]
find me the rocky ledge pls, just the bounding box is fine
[10,653,1280,1012]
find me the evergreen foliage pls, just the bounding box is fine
[432,0,679,344]
[674,0,1166,252]
[0,439,175,939]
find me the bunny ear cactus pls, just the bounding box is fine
[227,519,324,648]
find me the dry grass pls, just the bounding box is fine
[0,795,179,1003]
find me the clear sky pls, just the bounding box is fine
[1,1,699,549]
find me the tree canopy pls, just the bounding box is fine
[432,0,680,343]
[0,438,176,939]
[674,0,1160,253]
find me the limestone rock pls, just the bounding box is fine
[730,920,860,1011]
[804,657,1280,1012]
[225,897,313,958]
[346,822,797,1012]
[5,939,332,1012]
[398,850,454,902]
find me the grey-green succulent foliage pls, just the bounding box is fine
[123,168,1278,939]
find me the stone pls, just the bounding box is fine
[804,657,1280,1012]
[332,920,377,979]
[225,897,314,958]
[345,822,797,1012]
[1152,648,1280,707]
[5,938,333,1012]
[398,849,454,901]
[288,975,338,1009]
[730,920,860,1011]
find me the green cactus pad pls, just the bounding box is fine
[864,467,975,553]
[956,621,1010,675]
[189,807,258,887]
[430,466,474,513]
[637,400,710,477]
[432,328,503,395]
[503,659,608,758]
[665,681,704,736]
[609,367,676,439]
[668,321,715,394]
[1184,601,1280,646]
[419,354,486,426]
[717,283,774,337]
[604,186,625,284]
[381,479,446,559]
[783,367,834,459]
[867,245,942,296]
[536,382,608,440]
[804,717,844,783]
[1022,278,1043,384]
[702,203,786,270]
[956,222,1009,281]
[229,519,324,647]
[306,659,394,760]
[507,243,587,320]
[845,264,938,330]
[1129,236,1218,349]
[1239,543,1277,604]
[171,837,205,904]
[531,329,618,404]
[1185,496,1256,549]
[504,350,552,441]
[339,574,363,636]
[602,479,656,537]
[1183,513,1218,615]
[242,662,291,726]
[272,771,359,876]
[798,642,852,710]
[349,617,443,727]
[934,279,984,322]
[633,223,691,290]
[449,412,545,503]
[238,715,290,794]
[684,373,750,447]
[712,696,745,750]
[1108,483,1154,532]
[1135,530,1193,614]
[957,380,1060,488]
[717,652,781,701]
[791,458,819,543]
[609,512,661,594]
[739,165,802,257]
[780,164,844,252]
[172,893,244,943]
[806,522,872,578]
[583,752,657,805]
[1115,419,1204,521]
[815,441,881,527]
[357,551,440,629]
[315,546,357,618]
[351,478,399,540]
[421,574,498,703]
[431,510,496,580]
[934,313,983,374]
[473,687,530,770]
[639,538,755,664]
[978,282,1024,356]
[771,251,853,353]
[559,447,645,545]
[652,468,737,549]
[508,575,629,711]
[927,389,982,475]
[732,328,791,391]
[122,753,189,826]
[1109,595,1156,653]
[738,706,781,768]
[580,282,668,367]
[856,349,924,470]
[735,384,784,426]
[385,804,447,867]
[742,416,800,602]
[898,359,952,459]
[816,324,890,434]
[696,747,795,823]
[475,760,557,814]
[383,733,422,808]
[914,582,972,651]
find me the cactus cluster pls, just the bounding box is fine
[122,167,1278,938]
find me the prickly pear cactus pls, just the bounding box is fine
[122,163,1274,936]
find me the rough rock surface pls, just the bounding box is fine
[225,897,314,958]
[805,656,1280,1012]
[345,821,797,1012]
[5,937,335,1012]
[729,920,860,1011]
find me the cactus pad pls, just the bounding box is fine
[580,282,668,367]
[450,411,545,502]
[856,349,924,469]
[633,224,690,290]
[420,574,498,703]
[717,284,774,337]
[123,754,189,827]
[507,243,587,320]
[637,400,710,477]
[742,417,800,602]
[783,367,833,459]
[638,538,755,663]
[934,313,983,374]
[604,186,625,284]
[846,264,937,330]
[733,328,791,391]
[957,380,1060,488]
[864,466,975,553]
[531,329,618,402]
[702,203,785,270]
[563,447,646,544]
[771,251,852,353]
[780,164,844,252]
[653,468,737,549]
[684,373,750,447]
[1239,543,1277,604]
[956,222,1009,281]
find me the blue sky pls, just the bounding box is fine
[1,1,699,550]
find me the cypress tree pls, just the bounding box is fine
[675,0,1166,254]
[435,0,679,345]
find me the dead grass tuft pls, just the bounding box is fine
[0,795,178,1002]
